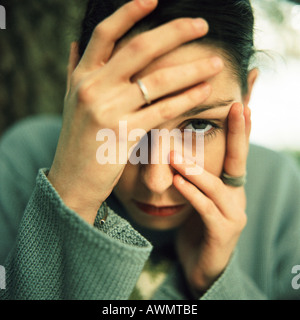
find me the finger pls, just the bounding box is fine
[170,152,246,218]
[79,0,158,70]
[223,103,247,177]
[132,56,223,105]
[66,42,80,94]
[244,105,251,145]
[170,152,226,209]
[77,54,221,113]
[130,82,211,131]
[173,174,221,224]
[109,17,209,79]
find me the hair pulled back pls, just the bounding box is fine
[78,0,255,94]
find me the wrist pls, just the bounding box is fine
[47,169,104,225]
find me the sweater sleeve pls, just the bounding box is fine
[200,251,267,300]
[151,250,267,300]
[0,117,152,300]
[0,168,152,300]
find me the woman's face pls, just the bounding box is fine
[113,44,245,230]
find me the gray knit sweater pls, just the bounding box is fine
[0,115,300,300]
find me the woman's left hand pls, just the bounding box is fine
[170,102,251,293]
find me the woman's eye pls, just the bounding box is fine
[184,120,213,133]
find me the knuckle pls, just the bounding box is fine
[171,18,187,30]
[234,211,248,232]
[171,18,194,36]
[197,61,212,77]
[93,23,111,41]
[204,198,215,212]
[128,35,148,53]
[186,88,203,105]
[214,178,224,193]
[95,105,112,125]
[122,1,137,19]
[87,103,113,128]
[77,82,93,104]
[70,71,81,88]
[151,71,168,88]
[158,103,173,121]
[93,24,104,38]
[240,212,248,228]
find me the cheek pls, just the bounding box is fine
[203,133,226,176]
[113,163,139,200]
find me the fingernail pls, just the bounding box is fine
[174,152,195,166]
[138,0,156,7]
[193,18,208,32]
[183,157,195,165]
[174,152,183,164]
[210,57,223,69]
[177,175,185,185]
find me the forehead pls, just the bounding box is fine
[133,43,242,102]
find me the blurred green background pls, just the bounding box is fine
[0,0,87,135]
[0,0,299,166]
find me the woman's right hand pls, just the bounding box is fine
[47,0,223,224]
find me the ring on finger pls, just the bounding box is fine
[137,79,152,105]
[221,171,247,187]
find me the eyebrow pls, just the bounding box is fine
[181,99,235,117]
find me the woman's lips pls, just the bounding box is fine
[133,200,186,217]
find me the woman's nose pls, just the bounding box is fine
[134,127,178,195]
[140,162,174,195]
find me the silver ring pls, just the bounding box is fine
[137,79,151,105]
[221,171,246,187]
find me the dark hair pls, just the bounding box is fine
[78,0,255,94]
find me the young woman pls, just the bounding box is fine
[0,0,300,300]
